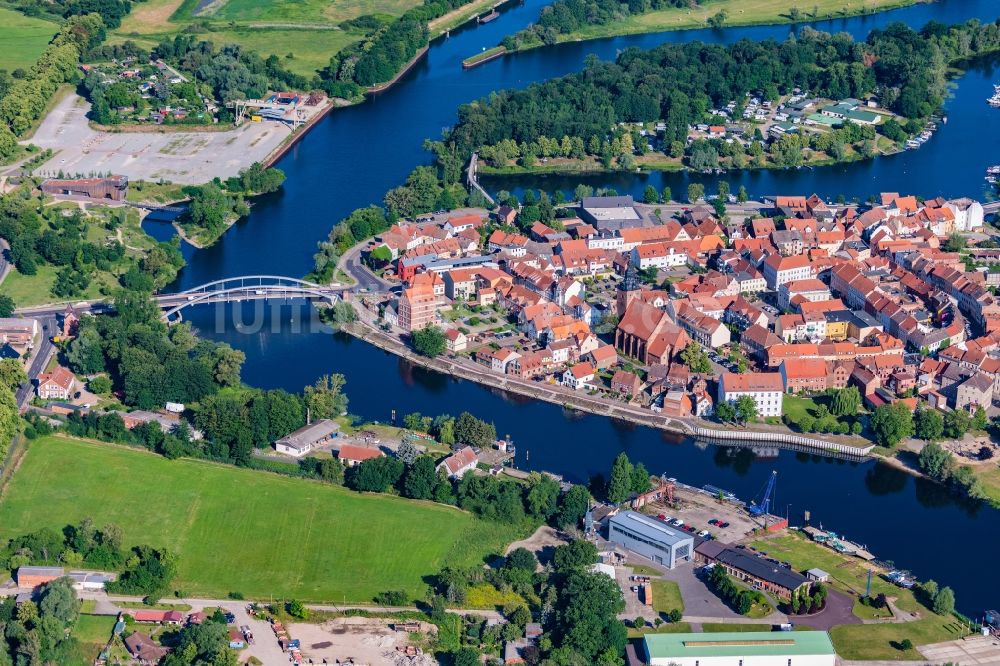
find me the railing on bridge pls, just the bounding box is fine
[159,275,339,322]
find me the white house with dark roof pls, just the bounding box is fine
[274,419,339,457]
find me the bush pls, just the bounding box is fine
[374,590,409,606]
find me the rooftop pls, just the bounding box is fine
[610,511,693,546]
[644,631,835,659]
[275,419,339,451]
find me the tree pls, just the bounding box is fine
[631,462,652,494]
[737,185,748,203]
[643,184,659,204]
[830,386,861,416]
[526,473,560,519]
[0,294,14,317]
[870,402,914,447]
[932,586,955,615]
[396,438,420,465]
[735,395,758,424]
[687,183,705,203]
[607,452,634,503]
[915,408,944,441]
[303,373,349,418]
[0,358,27,390]
[943,233,966,252]
[551,570,626,663]
[973,406,989,431]
[943,409,970,439]
[556,484,590,528]
[411,325,446,357]
[680,343,711,373]
[402,455,438,499]
[918,442,953,480]
[348,456,404,492]
[454,648,481,666]
[506,547,538,571]
[715,401,737,423]
[88,375,112,394]
[454,411,496,447]
[707,9,728,27]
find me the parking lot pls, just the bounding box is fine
[643,485,762,545]
[27,94,316,184]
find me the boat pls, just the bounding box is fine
[986,165,1000,174]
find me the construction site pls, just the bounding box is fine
[288,617,436,666]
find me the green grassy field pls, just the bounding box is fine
[651,579,684,615]
[532,0,916,48]
[0,8,58,72]
[1,263,120,308]
[109,0,423,78]
[203,0,421,25]
[0,436,524,602]
[830,616,968,660]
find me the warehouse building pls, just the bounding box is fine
[580,195,643,231]
[643,630,836,666]
[698,546,810,600]
[607,511,694,569]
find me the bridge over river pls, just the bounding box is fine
[14,275,342,322]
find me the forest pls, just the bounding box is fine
[448,20,1000,160]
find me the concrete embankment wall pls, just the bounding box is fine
[694,427,874,458]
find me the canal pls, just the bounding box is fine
[151,0,1000,615]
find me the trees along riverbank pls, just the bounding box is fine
[496,0,918,53]
[447,20,1000,178]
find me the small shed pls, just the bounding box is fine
[806,568,830,582]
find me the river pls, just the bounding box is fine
[147,0,1000,615]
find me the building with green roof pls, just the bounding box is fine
[642,630,836,666]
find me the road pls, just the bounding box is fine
[337,239,394,292]
[14,315,57,410]
[0,239,10,286]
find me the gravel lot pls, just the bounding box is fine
[26,94,300,184]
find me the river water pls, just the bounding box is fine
[148,0,1000,615]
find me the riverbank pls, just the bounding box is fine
[498,0,920,55]
[339,313,874,459]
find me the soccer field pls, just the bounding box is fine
[0,436,521,602]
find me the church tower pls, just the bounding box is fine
[616,258,640,317]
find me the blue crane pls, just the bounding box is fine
[748,470,777,517]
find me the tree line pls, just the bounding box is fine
[504,0,695,50]
[0,14,106,161]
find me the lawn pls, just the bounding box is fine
[971,462,1000,507]
[651,579,684,615]
[629,622,692,638]
[1,263,120,308]
[830,616,969,660]
[67,614,117,666]
[751,531,923,614]
[0,8,58,72]
[0,436,525,602]
[204,0,422,25]
[536,0,917,47]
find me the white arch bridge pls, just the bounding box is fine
[157,275,342,323]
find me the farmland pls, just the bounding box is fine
[109,0,422,78]
[0,436,524,602]
[0,8,57,72]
